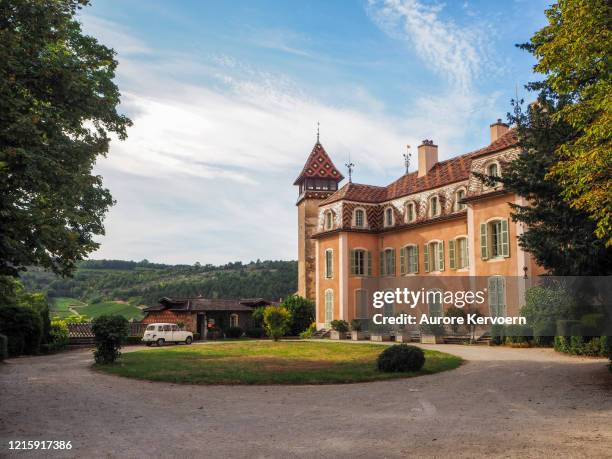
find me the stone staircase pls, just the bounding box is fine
[312,328,330,339]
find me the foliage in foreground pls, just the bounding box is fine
[96,342,461,384]
[91,315,128,364]
[263,305,291,341]
[377,345,426,373]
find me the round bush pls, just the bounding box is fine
[377,344,425,373]
[225,326,244,338]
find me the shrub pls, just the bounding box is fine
[330,320,349,332]
[0,334,7,361]
[445,306,466,333]
[505,325,532,344]
[282,295,315,335]
[91,315,129,364]
[299,322,317,339]
[377,344,425,373]
[245,327,265,338]
[0,305,43,356]
[532,322,555,346]
[263,305,291,341]
[251,306,265,328]
[48,318,69,353]
[193,332,201,341]
[350,319,362,332]
[490,324,506,345]
[225,326,244,338]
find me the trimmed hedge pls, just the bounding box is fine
[377,344,425,373]
[225,326,244,338]
[554,335,609,357]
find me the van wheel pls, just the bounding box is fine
[156,338,165,347]
[185,336,193,345]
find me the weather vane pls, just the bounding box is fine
[345,153,355,183]
[316,121,320,143]
[403,145,412,174]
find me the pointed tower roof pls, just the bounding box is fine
[293,142,344,185]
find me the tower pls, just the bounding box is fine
[294,139,343,300]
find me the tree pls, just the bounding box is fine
[281,295,315,335]
[91,314,128,364]
[0,0,131,278]
[263,305,291,342]
[520,0,611,245]
[478,98,612,275]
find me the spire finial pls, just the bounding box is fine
[345,153,355,183]
[403,145,412,175]
[316,121,320,143]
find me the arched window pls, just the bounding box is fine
[229,313,239,328]
[449,236,469,269]
[380,248,396,276]
[324,210,334,230]
[405,201,416,223]
[400,244,419,274]
[429,195,440,217]
[480,218,509,259]
[384,207,394,227]
[350,249,371,276]
[424,240,444,272]
[487,162,499,178]
[455,188,466,211]
[353,208,366,228]
[324,289,334,325]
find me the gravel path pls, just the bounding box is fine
[0,342,610,458]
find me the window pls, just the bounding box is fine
[380,248,396,276]
[427,289,443,318]
[400,245,419,274]
[158,326,164,331]
[354,208,366,228]
[350,249,371,276]
[324,211,333,230]
[146,325,155,331]
[230,314,239,328]
[455,189,466,211]
[487,162,499,178]
[171,325,179,331]
[405,202,416,223]
[488,276,506,317]
[324,289,333,325]
[384,207,394,227]
[355,289,368,319]
[424,241,444,272]
[163,325,171,331]
[429,195,440,217]
[383,290,395,317]
[325,249,333,278]
[449,237,469,270]
[480,219,509,260]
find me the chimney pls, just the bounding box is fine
[418,140,438,177]
[490,118,509,143]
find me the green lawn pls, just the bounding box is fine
[51,297,143,320]
[96,341,462,385]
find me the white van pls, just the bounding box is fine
[142,323,193,346]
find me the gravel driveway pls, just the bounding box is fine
[1,342,610,458]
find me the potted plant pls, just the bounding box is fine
[419,323,445,344]
[350,319,368,340]
[329,320,349,340]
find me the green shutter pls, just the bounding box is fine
[380,251,385,276]
[488,277,497,316]
[350,250,355,275]
[367,251,372,276]
[400,247,406,275]
[480,223,488,260]
[414,245,419,273]
[501,219,509,257]
[449,239,456,269]
[438,241,444,271]
[424,244,430,273]
[390,249,396,276]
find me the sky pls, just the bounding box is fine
[81,0,551,265]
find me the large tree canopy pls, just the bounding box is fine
[0,0,131,277]
[521,0,611,245]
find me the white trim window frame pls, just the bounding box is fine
[324,210,334,231]
[353,208,367,229]
[325,249,334,278]
[429,195,440,218]
[324,289,334,325]
[384,206,394,227]
[405,201,416,223]
[454,187,467,211]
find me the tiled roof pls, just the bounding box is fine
[144,297,273,313]
[293,142,344,185]
[320,130,518,206]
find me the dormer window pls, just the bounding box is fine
[353,208,366,228]
[324,210,333,231]
[429,195,440,218]
[384,207,394,227]
[487,162,499,178]
[405,202,416,223]
[455,188,466,211]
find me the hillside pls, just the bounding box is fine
[22,259,298,320]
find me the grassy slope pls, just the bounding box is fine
[96,341,462,385]
[51,297,143,321]
[51,297,87,319]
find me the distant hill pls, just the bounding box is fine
[21,259,298,320]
